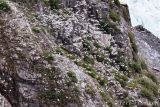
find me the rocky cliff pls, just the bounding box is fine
[134,25,160,82]
[0,0,159,107]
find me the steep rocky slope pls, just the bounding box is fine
[134,25,160,80]
[0,0,159,107]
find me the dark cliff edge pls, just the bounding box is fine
[134,25,160,77]
[0,0,159,107]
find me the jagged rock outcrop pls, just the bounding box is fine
[0,0,159,107]
[134,25,160,77]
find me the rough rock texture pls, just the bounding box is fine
[0,0,159,107]
[134,25,160,78]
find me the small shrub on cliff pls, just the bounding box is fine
[38,91,63,100]
[17,51,26,59]
[100,91,113,107]
[73,87,80,93]
[40,71,55,80]
[128,32,138,53]
[93,41,101,48]
[97,76,108,86]
[116,50,128,72]
[141,87,154,102]
[91,50,108,64]
[49,0,59,10]
[84,55,94,65]
[114,0,120,7]
[67,71,78,83]
[132,42,138,53]
[82,38,92,51]
[128,78,158,97]
[137,78,158,97]
[145,71,158,84]
[128,32,134,43]
[115,72,128,87]
[129,62,141,73]
[99,19,121,35]
[85,83,95,97]
[109,9,120,22]
[32,27,41,33]
[43,51,54,60]
[104,46,112,53]
[0,0,11,13]
[123,98,132,107]
[63,8,71,15]
[140,58,148,70]
[122,6,128,20]
[132,51,138,62]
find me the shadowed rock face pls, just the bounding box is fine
[0,0,160,107]
[134,25,160,79]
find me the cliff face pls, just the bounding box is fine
[0,0,159,107]
[134,25,160,79]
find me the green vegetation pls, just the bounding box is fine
[55,48,77,61]
[104,46,112,53]
[122,6,128,20]
[43,51,54,60]
[85,83,95,97]
[67,71,78,83]
[82,37,108,64]
[117,50,126,64]
[73,87,80,93]
[49,0,59,10]
[65,79,72,86]
[39,91,63,100]
[109,9,120,22]
[127,81,138,89]
[97,76,108,86]
[132,42,138,53]
[0,0,11,13]
[152,103,158,107]
[128,32,134,43]
[128,78,158,100]
[99,19,121,35]
[141,87,154,102]
[83,55,94,65]
[56,48,64,55]
[140,58,148,70]
[67,54,78,60]
[132,51,138,62]
[46,27,54,36]
[145,71,158,84]
[32,27,41,33]
[73,58,96,76]
[11,0,17,2]
[115,72,128,87]
[82,38,92,51]
[93,41,101,48]
[63,8,71,15]
[78,62,108,86]
[129,62,141,73]
[100,91,113,107]
[138,78,158,97]
[129,32,138,62]
[91,50,108,64]
[123,98,132,107]
[116,50,128,72]
[66,71,78,86]
[17,51,26,59]
[41,71,55,80]
[128,32,138,53]
[114,0,120,7]
[82,63,98,78]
